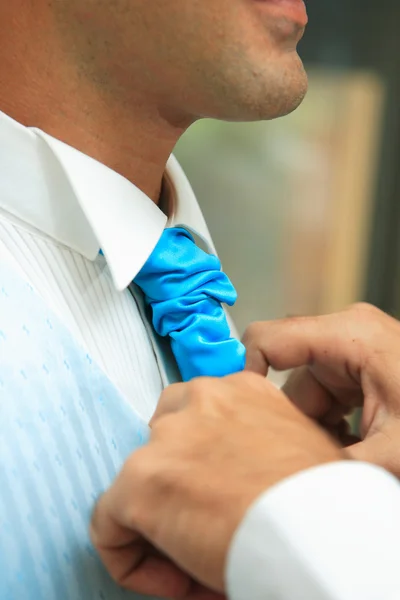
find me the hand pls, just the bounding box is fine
[243,303,400,475]
[90,373,344,597]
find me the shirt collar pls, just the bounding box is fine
[0,110,215,290]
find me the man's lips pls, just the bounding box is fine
[253,0,308,28]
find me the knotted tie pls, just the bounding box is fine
[134,227,246,381]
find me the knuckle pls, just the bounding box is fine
[344,304,391,360]
[348,302,381,320]
[187,377,236,416]
[122,449,153,487]
[158,382,181,405]
[120,452,170,528]
[151,412,180,439]
[232,370,276,398]
[187,377,214,405]
[242,321,265,345]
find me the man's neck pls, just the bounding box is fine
[0,7,191,204]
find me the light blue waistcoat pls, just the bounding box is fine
[0,261,162,600]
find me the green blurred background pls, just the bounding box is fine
[175,0,400,352]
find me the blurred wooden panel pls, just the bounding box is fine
[322,73,385,312]
[283,71,385,316]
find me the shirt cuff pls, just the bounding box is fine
[226,461,400,600]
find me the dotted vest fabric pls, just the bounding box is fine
[0,261,160,600]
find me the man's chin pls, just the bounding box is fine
[227,80,308,123]
[276,72,308,119]
[259,55,308,121]
[218,51,308,122]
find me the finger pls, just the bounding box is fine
[282,365,362,440]
[91,484,194,598]
[244,344,269,376]
[90,449,155,553]
[347,426,400,478]
[283,367,333,419]
[90,494,140,584]
[109,551,193,598]
[93,536,224,600]
[91,482,226,598]
[90,487,136,552]
[243,314,364,380]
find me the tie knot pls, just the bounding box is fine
[134,227,246,381]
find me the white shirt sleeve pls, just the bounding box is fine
[226,462,400,600]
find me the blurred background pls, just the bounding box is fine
[175,0,400,345]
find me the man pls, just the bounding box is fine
[0,0,307,415]
[0,1,308,598]
[91,304,400,600]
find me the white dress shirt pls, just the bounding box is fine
[227,461,400,599]
[0,110,217,422]
[2,109,400,600]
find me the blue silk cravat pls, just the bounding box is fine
[134,227,246,381]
